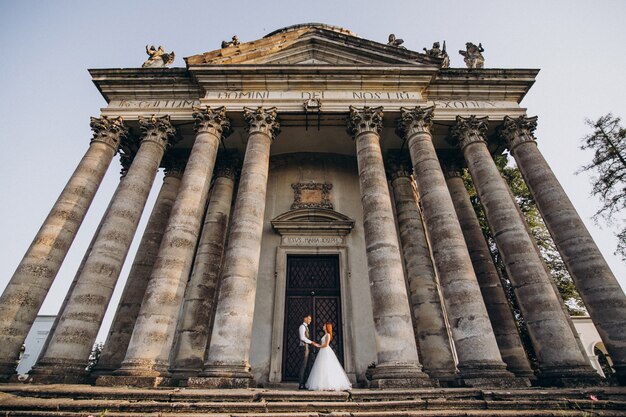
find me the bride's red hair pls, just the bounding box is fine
[325,322,333,338]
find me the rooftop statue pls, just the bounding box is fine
[387,34,406,49]
[424,41,450,68]
[459,42,484,68]
[221,35,240,48]
[142,45,175,68]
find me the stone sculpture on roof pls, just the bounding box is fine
[424,41,449,68]
[459,42,484,68]
[142,45,175,68]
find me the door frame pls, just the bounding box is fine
[269,246,355,383]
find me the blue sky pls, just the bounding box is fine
[1,0,625,341]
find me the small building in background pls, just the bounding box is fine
[16,315,55,375]
[572,315,614,378]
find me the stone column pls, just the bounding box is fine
[171,155,238,378]
[93,156,185,375]
[30,115,176,383]
[501,115,626,384]
[106,107,231,387]
[192,107,279,389]
[398,106,515,387]
[451,115,599,386]
[347,106,431,388]
[0,116,126,381]
[387,154,457,383]
[441,156,534,380]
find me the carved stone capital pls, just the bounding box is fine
[192,106,232,138]
[243,107,280,140]
[214,153,241,180]
[385,151,413,181]
[439,154,465,179]
[138,115,178,151]
[449,115,489,150]
[347,106,384,138]
[118,136,140,178]
[397,106,435,138]
[499,115,538,152]
[90,116,128,151]
[162,152,188,179]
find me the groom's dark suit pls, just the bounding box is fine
[298,322,311,388]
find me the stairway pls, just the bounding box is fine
[1,384,625,416]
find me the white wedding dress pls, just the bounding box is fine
[305,334,352,391]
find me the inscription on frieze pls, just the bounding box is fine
[112,99,201,109]
[283,236,344,246]
[433,100,510,109]
[206,91,421,101]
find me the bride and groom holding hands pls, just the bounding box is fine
[298,313,352,391]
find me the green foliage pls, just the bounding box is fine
[463,154,586,316]
[578,113,626,260]
[86,342,103,372]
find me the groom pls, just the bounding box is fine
[298,313,320,389]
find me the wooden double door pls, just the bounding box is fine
[282,255,344,381]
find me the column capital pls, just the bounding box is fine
[138,115,178,151]
[450,115,489,150]
[347,106,384,138]
[439,154,465,179]
[214,152,241,180]
[243,106,280,140]
[397,106,435,138]
[499,115,538,152]
[385,151,413,181]
[192,106,232,138]
[90,116,128,151]
[118,136,140,178]
[162,152,187,179]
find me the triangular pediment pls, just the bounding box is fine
[271,208,355,237]
[185,24,442,67]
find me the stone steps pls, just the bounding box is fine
[0,384,625,416]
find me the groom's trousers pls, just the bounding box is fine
[298,344,310,386]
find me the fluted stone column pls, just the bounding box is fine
[0,117,126,381]
[30,115,176,383]
[93,156,185,375]
[171,155,238,378]
[442,157,534,380]
[103,107,231,387]
[387,154,457,383]
[398,106,515,387]
[501,115,626,384]
[193,107,279,389]
[347,106,431,388]
[451,115,599,386]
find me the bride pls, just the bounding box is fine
[305,322,352,391]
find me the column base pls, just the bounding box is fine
[0,361,17,383]
[369,362,437,388]
[612,364,626,386]
[457,361,526,388]
[28,361,91,384]
[191,363,254,388]
[96,375,174,388]
[537,365,603,387]
[422,368,459,384]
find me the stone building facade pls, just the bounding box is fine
[0,24,624,388]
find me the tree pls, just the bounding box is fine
[86,342,103,372]
[463,154,586,316]
[577,113,626,260]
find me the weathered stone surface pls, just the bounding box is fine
[202,107,279,386]
[502,115,626,385]
[442,157,533,381]
[111,108,229,381]
[30,116,175,382]
[0,117,126,381]
[388,157,457,383]
[348,107,431,387]
[171,155,238,377]
[94,160,183,375]
[451,115,599,386]
[398,107,513,385]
